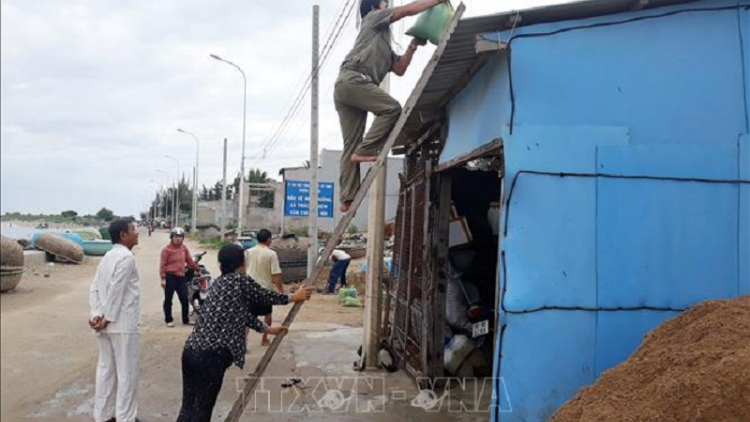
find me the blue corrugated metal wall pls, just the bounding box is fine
[441,54,511,164]
[439,1,750,421]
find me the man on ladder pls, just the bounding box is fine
[335,0,448,213]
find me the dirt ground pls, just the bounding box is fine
[551,296,750,422]
[1,230,490,422]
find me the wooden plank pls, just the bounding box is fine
[404,184,416,371]
[429,172,451,379]
[363,161,386,368]
[405,122,442,156]
[475,35,507,54]
[435,138,502,172]
[223,5,466,421]
[392,185,409,360]
[420,156,433,376]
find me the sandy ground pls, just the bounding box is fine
[1,230,490,422]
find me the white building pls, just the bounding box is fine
[280,149,403,233]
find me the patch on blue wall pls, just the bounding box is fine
[441,54,511,165]
[740,134,750,295]
[509,3,746,146]
[502,125,629,310]
[596,144,742,309]
[499,311,596,422]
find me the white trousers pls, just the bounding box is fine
[94,333,139,422]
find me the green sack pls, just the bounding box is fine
[405,2,455,45]
[338,287,358,304]
[342,296,362,307]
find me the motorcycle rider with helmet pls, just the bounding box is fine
[159,227,200,327]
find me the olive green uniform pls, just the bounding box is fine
[334,8,401,203]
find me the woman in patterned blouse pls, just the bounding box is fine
[176,244,313,422]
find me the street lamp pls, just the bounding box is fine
[177,128,200,234]
[210,53,247,235]
[165,155,181,228]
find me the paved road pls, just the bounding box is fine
[1,229,490,422]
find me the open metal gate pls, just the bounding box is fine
[390,145,448,380]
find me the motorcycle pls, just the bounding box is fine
[185,251,211,316]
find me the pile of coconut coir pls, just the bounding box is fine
[551,296,750,422]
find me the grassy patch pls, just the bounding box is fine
[198,236,232,250]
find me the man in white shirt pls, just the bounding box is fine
[88,219,143,422]
[326,249,351,294]
[244,228,283,346]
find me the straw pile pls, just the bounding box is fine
[35,233,84,264]
[1,235,25,292]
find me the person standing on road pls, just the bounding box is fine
[159,227,200,327]
[244,228,283,346]
[88,218,145,422]
[334,0,447,213]
[176,244,314,422]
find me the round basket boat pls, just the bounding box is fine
[0,268,25,292]
[1,235,25,268]
[68,227,102,241]
[35,233,84,264]
[82,240,113,257]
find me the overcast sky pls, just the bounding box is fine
[1,0,570,217]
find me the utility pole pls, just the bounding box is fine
[192,166,197,230]
[166,155,181,228]
[175,180,178,227]
[307,4,320,276]
[177,128,200,234]
[221,138,228,234]
[362,76,389,368]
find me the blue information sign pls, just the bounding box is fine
[284,180,334,218]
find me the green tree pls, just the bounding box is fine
[96,207,115,221]
[177,175,194,214]
[211,181,226,201]
[61,210,78,218]
[199,185,212,201]
[245,168,275,209]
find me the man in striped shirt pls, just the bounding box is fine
[89,219,144,422]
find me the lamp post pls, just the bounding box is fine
[177,128,200,234]
[165,155,181,228]
[210,53,247,235]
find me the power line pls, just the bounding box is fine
[262,0,355,155]
[252,0,353,158]
[255,0,357,161]
[253,0,350,163]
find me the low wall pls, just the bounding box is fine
[23,250,47,268]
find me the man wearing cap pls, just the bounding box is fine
[334,0,448,213]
